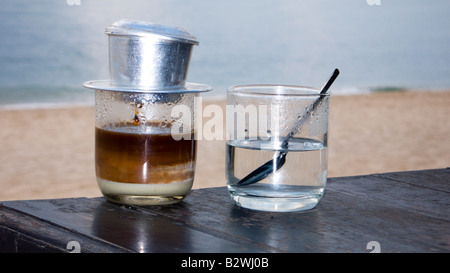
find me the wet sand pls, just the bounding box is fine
[0,90,449,201]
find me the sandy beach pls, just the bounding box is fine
[0,90,449,201]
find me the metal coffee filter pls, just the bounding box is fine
[84,19,211,93]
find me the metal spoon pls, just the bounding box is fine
[236,69,340,186]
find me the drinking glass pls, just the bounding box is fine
[94,90,199,205]
[226,85,330,212]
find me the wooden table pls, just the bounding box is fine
[1,168,448,253]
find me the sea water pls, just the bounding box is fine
[226,137,327,212]
[1,1,450,108]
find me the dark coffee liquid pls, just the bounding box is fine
[95,123,196,184]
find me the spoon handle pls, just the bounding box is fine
[320,69,340,95]
[281,69,339,149]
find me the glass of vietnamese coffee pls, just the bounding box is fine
[84,20,211,205]
[94,90,206,205]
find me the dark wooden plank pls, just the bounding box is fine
[375,168,450,192]
[0,205,131,253]
[0,197,264,253]
[146,188,359,252]
[326,171,449,220]
[171,169,449,252]
[146,186,449,253]
[1,169,448,253]
[0,224,64,253]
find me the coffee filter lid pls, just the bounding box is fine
[105,19,199,45]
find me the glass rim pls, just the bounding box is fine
[227,84,327,97]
